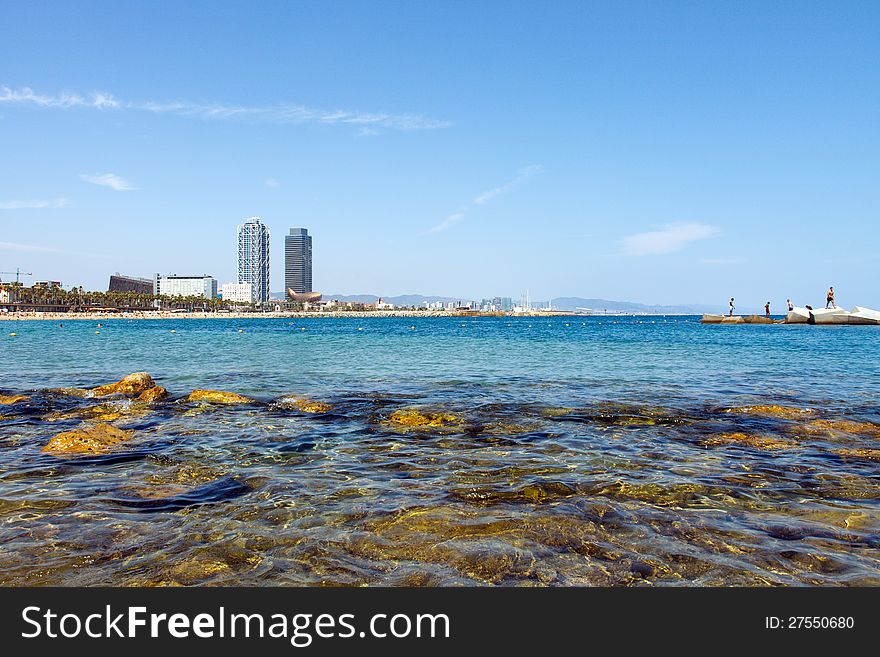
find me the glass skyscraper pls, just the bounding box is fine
[237,217,270,303]
[284,228,313,296]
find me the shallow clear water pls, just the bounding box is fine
[1,316,879,585]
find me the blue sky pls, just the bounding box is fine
[1,1,878,309]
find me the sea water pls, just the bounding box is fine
[1,316,878,585]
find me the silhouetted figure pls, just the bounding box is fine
[765,302,771,318]
[729,297,735,317]
[826,286,835,309]
[787,299,794,312]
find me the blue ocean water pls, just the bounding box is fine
[1,316,879,585]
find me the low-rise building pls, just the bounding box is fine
[220,282,254,303]
[154,274,217,299]
[109,273,154,295]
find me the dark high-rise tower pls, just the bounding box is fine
[284,228,312,296]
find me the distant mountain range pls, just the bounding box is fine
[269,292,723,314]
[548,297,721,314]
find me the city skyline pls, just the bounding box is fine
[1,2,879,309]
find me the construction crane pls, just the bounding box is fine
[0,268,33,284]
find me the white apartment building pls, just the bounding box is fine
[220,282,254,303]
[154,274,217,299]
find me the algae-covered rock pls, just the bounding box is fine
[449,481,577,505]
[44,398,153,423]
[802,419,880,438]
[704,432,795,450]
[90,372,156,397]
[726,404,815,420]
[540,407,575,418]
[43,423,135,454]
[0,394,28,405]
[138,386,168,403]
[279,397,332,413]
[386,409,464,430]
[187,389,254,404]
[833,448,880,461]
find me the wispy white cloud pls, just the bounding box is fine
[80,173,137,191]
[429,165,542,233]
[0,198,70,210]
[622,223,720,256]
[1,85,449,131]
[265,178,279,188]
[473,165,542,205]
[0,85,120,109]
[428,212,466,234]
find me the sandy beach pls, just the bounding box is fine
[0,309,583,321]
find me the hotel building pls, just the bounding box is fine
[220,282,254,303]
[153,274,217,298]
[238,217,270,303]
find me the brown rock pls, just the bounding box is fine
[0,394,28,405]
[833,448,880,461]
[43,423,135,454]
[725,404,815,420]
[138,386,168,403]
[802,419,880,437]
[704,432,795,450]
[386,409,464,430]
[187,389,254,404]
[90,372,156,397]
[280,397,331,413]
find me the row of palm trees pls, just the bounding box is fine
[0,284,257,312]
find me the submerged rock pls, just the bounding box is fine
[187,389,254,404]
[704,432,795,450]
[802,419,880,438]
[726,404,815,420]
[449,481,577,505]
[833,448,880,461]
[278,397,332,413]
[90,372,156,397]
[43,423,135,454]
[0,394,28,405]
[44,399,153,423]
[138,386,168,403]
[386,409,464,430]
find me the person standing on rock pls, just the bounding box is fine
[826,286,835,309]
[729,298,735,317]
[765,301,771,318]
[787,299,794,312]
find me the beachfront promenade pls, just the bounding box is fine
[0,309,586,321]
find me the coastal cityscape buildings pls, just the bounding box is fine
[153,274,218,299]
[108,273,153,295]
[238,217,270,304]
[284,228,313,297]
[220,282,254,303]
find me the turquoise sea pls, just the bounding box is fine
[1,316,879,585]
